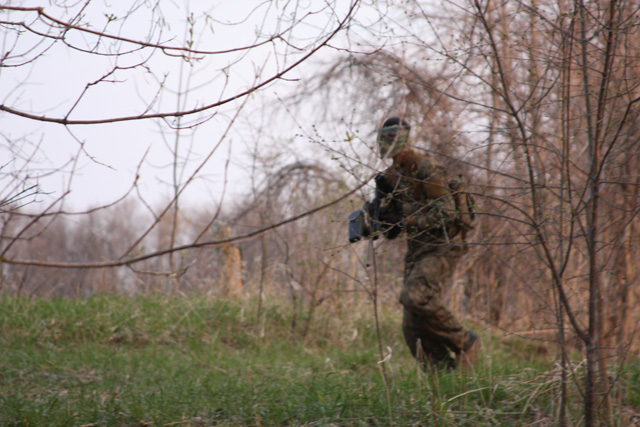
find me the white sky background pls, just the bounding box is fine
[1,0,445,212]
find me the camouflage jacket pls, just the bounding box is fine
[376,148,474,257]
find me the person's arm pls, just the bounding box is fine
[372,173,405,239]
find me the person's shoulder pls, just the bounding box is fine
[416,152,443,175]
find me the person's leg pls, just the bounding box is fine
[402,307,457,368]
[399,250,471,367]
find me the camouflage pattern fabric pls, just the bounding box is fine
[377,148,473,367]
[400,244,470,367]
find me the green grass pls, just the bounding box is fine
[0,294,638,426]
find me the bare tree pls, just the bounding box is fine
[0,1,362,282]
[286,0,640,424]
[3,3,639,424]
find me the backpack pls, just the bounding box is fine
[448,176,476,241]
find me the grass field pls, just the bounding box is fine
[1,294,638,426]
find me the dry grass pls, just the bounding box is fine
[0,293,638,426]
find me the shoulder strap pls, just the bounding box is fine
[448,176,475,240]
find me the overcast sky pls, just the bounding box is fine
[1,1,393,212]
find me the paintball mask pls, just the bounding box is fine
[377,117,410,158]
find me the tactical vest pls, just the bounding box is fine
[379,149,475,244]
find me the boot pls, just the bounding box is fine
[457,331,480,371]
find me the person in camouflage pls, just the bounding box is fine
[371,117,478,370]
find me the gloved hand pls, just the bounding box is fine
[379,203,404,227]
[374,174,395,195]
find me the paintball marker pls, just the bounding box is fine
[348,174,400,243]
[348,199,381,243]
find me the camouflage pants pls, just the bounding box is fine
[399,244,470,367]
